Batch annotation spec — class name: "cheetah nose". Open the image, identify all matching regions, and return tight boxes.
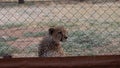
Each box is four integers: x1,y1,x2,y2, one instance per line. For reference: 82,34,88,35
64,36,68,39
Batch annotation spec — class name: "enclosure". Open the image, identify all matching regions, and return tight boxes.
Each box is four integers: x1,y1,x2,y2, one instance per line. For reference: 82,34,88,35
0,0,120,58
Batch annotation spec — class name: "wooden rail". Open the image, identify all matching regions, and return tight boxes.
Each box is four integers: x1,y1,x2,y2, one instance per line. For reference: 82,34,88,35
0,55,120,68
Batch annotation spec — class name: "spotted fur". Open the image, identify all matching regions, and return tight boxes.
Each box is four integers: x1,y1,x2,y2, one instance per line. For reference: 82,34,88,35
38,26,68,57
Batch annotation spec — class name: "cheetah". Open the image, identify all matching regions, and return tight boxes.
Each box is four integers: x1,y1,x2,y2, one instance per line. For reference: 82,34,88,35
38,26,68,57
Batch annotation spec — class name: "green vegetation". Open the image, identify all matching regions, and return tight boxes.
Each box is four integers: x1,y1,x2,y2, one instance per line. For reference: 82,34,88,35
23,31,46,37
0,42,18,56
0,23,24,30
62,30,111,56
0,36,18,42
23,44,38,53
6,36,18,41
37,20,78,28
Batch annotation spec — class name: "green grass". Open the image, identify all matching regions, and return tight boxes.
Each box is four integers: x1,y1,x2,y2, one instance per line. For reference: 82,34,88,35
0,2,18,8
0,36,18,42
23,31,46,37
37,21,65,27
37,20,78,28
23,44,38,53
71,30,110,47
62,30,111,56
21,44,38,56
89,21,120,29
6,36,18,41
0,42,18,56
0,23,25,30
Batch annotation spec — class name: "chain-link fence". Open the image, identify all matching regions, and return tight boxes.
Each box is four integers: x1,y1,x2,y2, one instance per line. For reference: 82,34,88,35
0,0,120,58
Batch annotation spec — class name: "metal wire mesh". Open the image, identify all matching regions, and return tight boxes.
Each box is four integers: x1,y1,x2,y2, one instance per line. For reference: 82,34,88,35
0,0,120,58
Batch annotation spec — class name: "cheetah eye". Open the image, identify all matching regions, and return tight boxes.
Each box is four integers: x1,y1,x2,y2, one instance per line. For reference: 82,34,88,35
58,31,62,34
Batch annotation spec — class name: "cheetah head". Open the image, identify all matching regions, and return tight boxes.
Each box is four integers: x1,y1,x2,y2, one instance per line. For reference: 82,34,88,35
49,26,68,42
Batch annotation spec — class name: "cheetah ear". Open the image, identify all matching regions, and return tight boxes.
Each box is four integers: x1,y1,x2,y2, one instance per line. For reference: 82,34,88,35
49,28,55,35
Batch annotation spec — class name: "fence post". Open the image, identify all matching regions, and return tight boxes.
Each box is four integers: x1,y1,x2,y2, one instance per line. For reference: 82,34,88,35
18,0,24,4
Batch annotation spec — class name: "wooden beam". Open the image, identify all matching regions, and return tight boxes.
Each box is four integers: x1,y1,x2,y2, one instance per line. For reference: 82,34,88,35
0,55,120,68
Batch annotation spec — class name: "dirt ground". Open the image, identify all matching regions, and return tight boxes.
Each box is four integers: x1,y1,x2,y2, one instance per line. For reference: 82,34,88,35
1,27,46,47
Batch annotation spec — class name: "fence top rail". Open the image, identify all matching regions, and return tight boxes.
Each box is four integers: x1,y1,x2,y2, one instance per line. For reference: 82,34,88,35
0,55,120,68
